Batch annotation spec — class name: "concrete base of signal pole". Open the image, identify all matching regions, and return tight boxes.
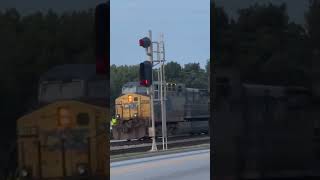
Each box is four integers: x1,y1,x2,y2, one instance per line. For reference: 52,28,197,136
148,127,157,152
150,137,157,152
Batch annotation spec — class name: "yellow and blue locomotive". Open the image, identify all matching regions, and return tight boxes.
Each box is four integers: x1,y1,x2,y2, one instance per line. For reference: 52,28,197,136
112,81,209,140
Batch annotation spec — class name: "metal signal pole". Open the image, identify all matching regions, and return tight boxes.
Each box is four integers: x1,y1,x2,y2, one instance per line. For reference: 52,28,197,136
148,30,157,152
160,33,168,150
141,30,168,151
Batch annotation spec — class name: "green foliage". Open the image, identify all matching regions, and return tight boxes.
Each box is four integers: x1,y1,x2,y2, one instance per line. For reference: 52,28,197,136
164,61,182,82
110,62,209,114
214,2,313,86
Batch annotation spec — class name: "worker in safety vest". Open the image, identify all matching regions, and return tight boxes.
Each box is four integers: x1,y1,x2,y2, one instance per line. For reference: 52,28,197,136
111,116,117,126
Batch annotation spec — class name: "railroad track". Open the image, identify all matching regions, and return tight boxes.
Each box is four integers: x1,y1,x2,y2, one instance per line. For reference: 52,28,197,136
110,134,208,147
110,135,210,155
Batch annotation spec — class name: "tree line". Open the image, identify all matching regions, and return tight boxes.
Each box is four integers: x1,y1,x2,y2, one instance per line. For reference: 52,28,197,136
0,8,95,177
1,0,320,175
213,0,320,86
110,61,209,114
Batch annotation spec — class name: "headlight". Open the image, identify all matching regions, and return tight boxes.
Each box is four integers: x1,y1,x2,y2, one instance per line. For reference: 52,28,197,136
134,113,138,117
20,169,28,177
116,114,120,118
77,165,87,175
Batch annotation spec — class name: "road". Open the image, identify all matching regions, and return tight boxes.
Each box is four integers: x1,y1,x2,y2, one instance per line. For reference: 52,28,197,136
110,149,210,180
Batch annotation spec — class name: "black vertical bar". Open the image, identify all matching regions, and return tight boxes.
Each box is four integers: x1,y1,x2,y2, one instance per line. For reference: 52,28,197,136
129,105,131,119
21,142,25,167
238,86,247,176
61,138,66,177
87,137,92,176
193,89,195,103
37,140,42,179
95,3,109,75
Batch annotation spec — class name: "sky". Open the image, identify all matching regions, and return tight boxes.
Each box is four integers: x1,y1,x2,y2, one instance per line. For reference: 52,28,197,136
0,0,308,67
110,0,210,67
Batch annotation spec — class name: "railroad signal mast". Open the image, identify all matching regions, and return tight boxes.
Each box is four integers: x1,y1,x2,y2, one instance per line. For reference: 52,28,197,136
139,30,168,151
95,2,109,75
139,61,152,87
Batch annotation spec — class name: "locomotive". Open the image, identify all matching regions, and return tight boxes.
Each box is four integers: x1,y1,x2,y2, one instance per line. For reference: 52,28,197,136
213,67,320,179
112,81,210,140
16,64,109,180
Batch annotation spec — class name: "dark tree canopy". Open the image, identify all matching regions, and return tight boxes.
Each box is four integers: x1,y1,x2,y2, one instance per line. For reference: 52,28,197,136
0,9,96,176
110,61,209,114
214,2,313,86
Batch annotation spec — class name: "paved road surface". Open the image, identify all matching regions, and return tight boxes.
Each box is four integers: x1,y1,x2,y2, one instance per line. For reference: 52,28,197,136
110,149,210,180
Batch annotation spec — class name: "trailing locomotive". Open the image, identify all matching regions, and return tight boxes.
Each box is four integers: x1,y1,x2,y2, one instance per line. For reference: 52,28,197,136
16,64,109,180
112,81,209,140
213,67,320,179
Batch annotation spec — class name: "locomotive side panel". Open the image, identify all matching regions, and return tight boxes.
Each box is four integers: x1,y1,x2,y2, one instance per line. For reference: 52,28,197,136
213,68,317,179
154,94,186,123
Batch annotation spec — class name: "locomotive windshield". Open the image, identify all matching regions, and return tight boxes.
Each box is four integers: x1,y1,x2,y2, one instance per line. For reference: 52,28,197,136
122,82,148,95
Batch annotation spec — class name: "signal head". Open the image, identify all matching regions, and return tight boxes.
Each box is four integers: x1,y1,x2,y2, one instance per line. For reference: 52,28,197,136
139,61,152,87
139,37,151,48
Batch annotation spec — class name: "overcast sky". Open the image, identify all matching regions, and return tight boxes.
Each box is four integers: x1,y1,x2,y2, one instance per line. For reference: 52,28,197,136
0,0,309,67
0,0,210,67
110,0,210,67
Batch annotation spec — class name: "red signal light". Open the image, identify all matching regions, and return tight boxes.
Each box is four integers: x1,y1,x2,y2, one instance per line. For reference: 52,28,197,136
139,39,144,47
139,61,152,87
139,37,151,48
140,79,149,86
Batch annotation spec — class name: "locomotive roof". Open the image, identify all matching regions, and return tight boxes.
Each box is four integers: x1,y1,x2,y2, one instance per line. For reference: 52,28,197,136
123,81,141,87
242,83,309,97
18,100,107,123
40,64,106,82
38,98,108,108
123,81,185,86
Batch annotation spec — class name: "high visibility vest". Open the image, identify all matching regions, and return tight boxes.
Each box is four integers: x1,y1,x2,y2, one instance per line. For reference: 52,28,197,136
111,118,117,126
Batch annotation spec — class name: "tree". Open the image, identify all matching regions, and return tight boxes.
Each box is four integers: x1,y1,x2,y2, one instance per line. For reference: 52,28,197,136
305,0,320,82
164,61,182,82
214,6,235,67
0,9,97,177
306,0,320,50
182,63,208,89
